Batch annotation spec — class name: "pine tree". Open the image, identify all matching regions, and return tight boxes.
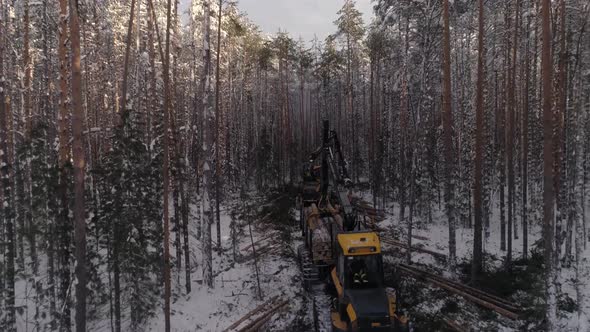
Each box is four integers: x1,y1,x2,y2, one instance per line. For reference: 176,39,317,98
69,0,88,329
201,0,215,289
442,0,456,273
541,0,557,329
0,10,16,330
472,0,485,282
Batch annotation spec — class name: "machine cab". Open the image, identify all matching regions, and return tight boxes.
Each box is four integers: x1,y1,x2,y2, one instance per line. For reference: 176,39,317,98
336,232,384,290
330,232,409,332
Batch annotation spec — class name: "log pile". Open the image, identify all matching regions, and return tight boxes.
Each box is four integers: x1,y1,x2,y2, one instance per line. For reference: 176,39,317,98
397,264,521,320
305,204,332,263
380,235,447,261
224,296,289,332
351,197,386,222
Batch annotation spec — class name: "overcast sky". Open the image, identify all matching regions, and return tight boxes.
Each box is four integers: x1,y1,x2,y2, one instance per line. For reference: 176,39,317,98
181,0,375,44
237,0,374,43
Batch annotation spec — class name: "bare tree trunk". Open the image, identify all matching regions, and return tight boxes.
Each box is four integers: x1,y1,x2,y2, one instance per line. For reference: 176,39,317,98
0,9,16,330
522,4,531,260
120,0,137,116
442,0,456,273
214,0,223,253
69,0,87,329
57,0,72,329
555,0,569,268
23,0,32,138
506,0,520,267
472,0,485,282
202,0,214,289
163,0,174,329
181,181,191,293
541,0,557,329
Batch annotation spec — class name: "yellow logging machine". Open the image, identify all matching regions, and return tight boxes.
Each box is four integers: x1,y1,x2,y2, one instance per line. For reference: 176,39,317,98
298,121,409,332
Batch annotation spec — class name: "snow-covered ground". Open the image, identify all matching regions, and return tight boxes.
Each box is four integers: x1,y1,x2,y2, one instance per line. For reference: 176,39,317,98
376,197,590,331
11,190,589,331
145,191,310,332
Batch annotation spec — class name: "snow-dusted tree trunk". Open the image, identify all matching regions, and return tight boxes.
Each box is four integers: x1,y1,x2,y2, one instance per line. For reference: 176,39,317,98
69,0,87,329
442,0,456,273
574,75,589,332
58,0,72,329
119,0,137,116
0,9,16,330
522,2,531,260
541,0,557,329
506,0,520,266
163,0,174,329
214,0,223,254
201,0,214,289
23,0,32,138
472,0,485,282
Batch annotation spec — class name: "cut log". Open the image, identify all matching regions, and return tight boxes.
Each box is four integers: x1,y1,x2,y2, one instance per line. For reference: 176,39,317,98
381,237,447,261
223,296,279,331
398,265,520,320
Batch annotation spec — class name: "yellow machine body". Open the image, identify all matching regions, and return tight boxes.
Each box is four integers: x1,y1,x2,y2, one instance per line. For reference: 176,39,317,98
337,232,381,256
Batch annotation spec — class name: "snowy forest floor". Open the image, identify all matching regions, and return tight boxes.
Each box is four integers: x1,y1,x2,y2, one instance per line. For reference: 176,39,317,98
145,186,314,332
13,187,589,331
143,187,589,331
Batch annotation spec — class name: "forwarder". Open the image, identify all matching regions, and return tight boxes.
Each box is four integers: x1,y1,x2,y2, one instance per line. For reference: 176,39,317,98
298,121,409,332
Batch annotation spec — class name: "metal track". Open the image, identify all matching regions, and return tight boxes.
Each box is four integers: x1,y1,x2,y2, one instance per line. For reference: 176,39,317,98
298,244,333,332
298,244,321,289
310,284,332,332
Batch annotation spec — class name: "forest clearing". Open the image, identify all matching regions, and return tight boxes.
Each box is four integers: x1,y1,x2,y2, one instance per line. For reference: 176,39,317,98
0,0,589,331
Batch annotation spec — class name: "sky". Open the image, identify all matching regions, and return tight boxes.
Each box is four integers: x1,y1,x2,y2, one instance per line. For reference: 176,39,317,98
236,0,374,43
180,0,375,44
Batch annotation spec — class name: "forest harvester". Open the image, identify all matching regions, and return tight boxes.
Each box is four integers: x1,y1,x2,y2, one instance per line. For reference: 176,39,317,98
297,121,409,332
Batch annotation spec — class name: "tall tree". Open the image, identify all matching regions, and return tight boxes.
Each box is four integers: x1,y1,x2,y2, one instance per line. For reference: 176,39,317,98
214,0,223,253
442,0,456,273
472,0,485,282
0,4,16,329
202,0,215,289
23,0,32,138
506,0,520,266
522,0,531,260
120,0,137,116
58,0,72,329
69,0,87,330
163,0,174,329
335,0,364,181
541,0,557,329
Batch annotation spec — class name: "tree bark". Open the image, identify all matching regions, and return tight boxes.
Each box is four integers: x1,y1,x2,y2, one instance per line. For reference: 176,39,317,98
522,5,531,260
442,0,456,273
506,0,520,266
69,0,87,330
57,0,72,329
202,0,215,289
541,0,557,329
0,9,16,331
472,0,485,282
163,0,174,329
120,0,137,117
214,0,223,253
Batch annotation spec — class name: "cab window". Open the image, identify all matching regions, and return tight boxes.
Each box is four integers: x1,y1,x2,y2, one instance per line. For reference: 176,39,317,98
345,255,384,289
